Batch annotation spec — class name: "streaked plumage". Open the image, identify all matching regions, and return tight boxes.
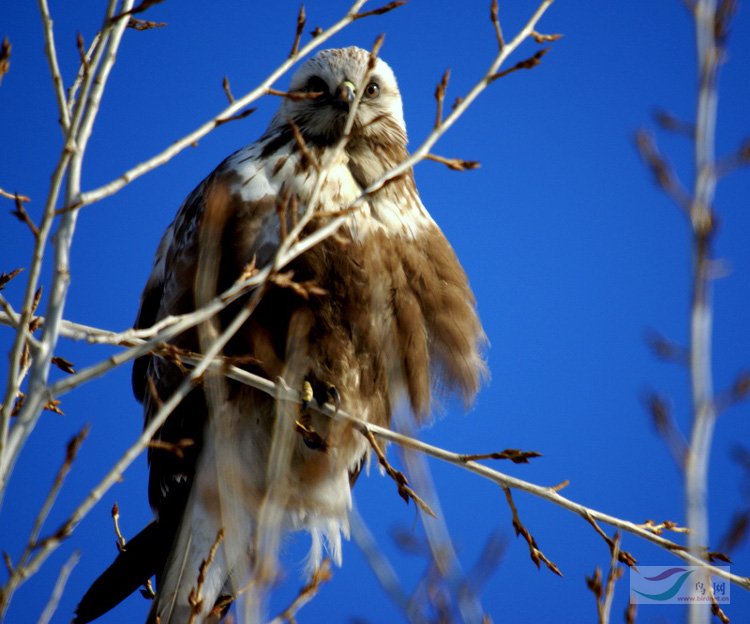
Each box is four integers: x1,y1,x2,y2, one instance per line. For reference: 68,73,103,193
76,46,485,623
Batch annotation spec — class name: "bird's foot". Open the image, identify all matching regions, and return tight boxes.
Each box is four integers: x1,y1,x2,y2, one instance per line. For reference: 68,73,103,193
295,380,328,452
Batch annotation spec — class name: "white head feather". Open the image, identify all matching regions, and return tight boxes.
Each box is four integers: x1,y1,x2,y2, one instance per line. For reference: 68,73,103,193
270,46,406,144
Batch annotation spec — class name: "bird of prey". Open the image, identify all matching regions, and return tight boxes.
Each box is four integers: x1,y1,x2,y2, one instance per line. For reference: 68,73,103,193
75,46,486,623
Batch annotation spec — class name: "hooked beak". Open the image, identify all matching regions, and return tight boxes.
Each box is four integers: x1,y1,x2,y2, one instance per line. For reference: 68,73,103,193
334,80,356,110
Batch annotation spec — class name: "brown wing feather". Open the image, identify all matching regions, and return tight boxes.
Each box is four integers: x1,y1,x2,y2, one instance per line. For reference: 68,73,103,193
401,226,487,405
132,169,279,520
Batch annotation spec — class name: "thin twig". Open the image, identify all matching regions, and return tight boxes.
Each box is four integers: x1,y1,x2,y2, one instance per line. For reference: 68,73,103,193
425,153,480,171
490,48,550,81
586,533,623,624
643,390,688,469
37,0,70,130
362,427,436,517
289,3,306,58
66,33,102,116
11,195,40,238
222,76,235,103
710,579,731,623
0,188,31,202
147,438,195,459
502,485,562,576
213,107,256,128
490,0,504,48
112,502,127,551
637,518,690,536
76,33,90,76
127,17,167,30
635,129,692,214
110,0,166,22
459,449,542,464
531,30,563,43
0,269,23,291
583,511,637,567
187,529,224,623
37,551,79,624
653,108,696,137
434,68,450,129
265,87,323,101
267,559,332,624
351,0,406,21
600,535,622,624
645,329,690,365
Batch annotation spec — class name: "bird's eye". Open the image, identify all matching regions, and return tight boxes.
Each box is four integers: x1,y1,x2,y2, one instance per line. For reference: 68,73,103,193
364,82,380,99
304,76,329,96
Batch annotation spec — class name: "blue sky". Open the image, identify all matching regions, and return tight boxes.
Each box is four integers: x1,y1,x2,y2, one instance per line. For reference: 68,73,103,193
1,1,750,622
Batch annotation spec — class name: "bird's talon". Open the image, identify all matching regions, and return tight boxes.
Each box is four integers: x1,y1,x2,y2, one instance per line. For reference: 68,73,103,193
295,420,328,452
326,384,341,413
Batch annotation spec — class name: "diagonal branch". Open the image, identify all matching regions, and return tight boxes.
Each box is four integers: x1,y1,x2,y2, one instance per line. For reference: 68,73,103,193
37,0,70,131
267,559,333,624
3,308,750,595
37,551,79,624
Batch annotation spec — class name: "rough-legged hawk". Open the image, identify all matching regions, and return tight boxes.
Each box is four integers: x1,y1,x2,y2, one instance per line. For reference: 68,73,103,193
76,46,486,623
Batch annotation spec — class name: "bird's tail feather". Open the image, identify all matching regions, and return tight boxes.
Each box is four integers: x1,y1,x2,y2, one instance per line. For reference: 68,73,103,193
74,521,166,624
151,454,243,623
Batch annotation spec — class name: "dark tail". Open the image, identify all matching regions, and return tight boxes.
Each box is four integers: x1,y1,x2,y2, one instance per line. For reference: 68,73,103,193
74,521,167,623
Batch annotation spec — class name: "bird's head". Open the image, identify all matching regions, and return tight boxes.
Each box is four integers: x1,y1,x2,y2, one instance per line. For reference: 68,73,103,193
277,46,407,147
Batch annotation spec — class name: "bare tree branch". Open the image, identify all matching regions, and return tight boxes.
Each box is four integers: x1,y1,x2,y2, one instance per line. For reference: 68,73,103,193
37,551,79,624
686,2,724,622
4,307,748,595
37,0,69,130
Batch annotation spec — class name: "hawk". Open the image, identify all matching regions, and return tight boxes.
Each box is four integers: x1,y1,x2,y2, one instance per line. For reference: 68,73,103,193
75,46,486,623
